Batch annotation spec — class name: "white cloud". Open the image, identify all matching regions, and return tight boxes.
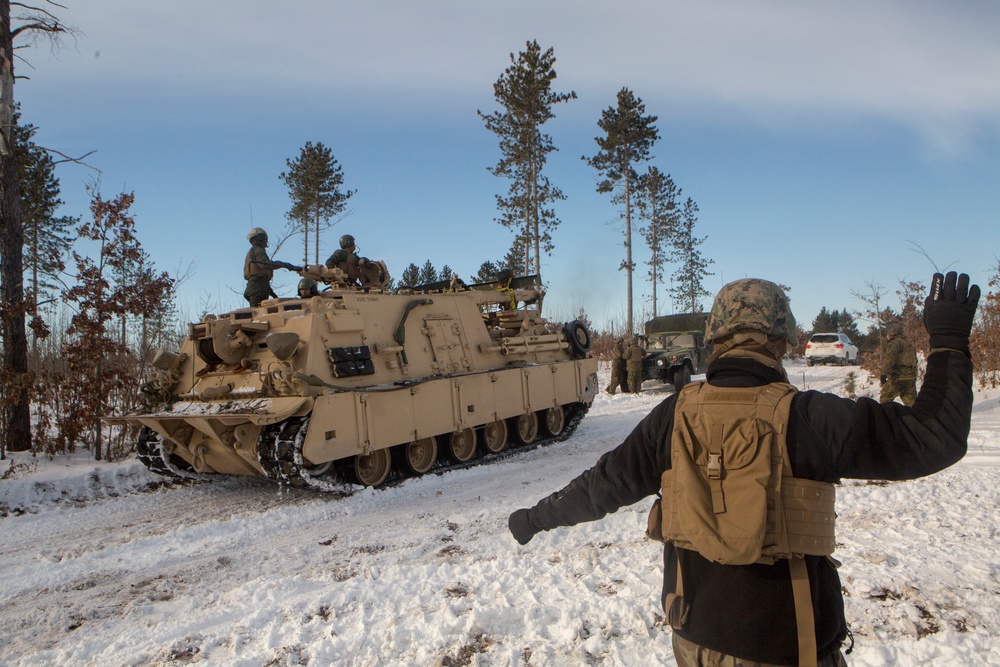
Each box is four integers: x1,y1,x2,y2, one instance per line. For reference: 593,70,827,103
21,1,1000,147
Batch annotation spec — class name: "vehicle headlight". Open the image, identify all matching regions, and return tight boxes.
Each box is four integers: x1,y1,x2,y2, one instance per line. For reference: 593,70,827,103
656,359,665,367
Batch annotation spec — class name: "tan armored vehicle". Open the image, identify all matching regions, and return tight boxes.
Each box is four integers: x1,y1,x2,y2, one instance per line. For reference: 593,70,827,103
109,264,598,492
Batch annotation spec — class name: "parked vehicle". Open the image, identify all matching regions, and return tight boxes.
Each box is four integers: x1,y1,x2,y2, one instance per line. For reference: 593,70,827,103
805,332,859,366
639,313,711,393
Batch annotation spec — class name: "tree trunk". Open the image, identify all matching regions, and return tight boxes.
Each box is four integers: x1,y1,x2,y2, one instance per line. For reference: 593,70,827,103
0,1,32,453
313,210,320,266
531,150,540,281
625,175,633,338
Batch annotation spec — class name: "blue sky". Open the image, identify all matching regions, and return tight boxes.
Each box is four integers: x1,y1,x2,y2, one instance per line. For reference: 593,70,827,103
17,0,1000,333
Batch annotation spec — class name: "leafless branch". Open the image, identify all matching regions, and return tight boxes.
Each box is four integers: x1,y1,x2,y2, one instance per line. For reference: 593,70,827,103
45,147,101,172
907,240,956,274
11,2,66,24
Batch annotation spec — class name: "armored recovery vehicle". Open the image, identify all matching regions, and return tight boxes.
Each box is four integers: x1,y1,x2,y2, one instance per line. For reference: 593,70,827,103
639,312,711,393
109,264,598,492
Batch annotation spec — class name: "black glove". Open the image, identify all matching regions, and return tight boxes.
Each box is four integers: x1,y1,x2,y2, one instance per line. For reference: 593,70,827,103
508,508,537,545
880,375,887,385
923,271,980,356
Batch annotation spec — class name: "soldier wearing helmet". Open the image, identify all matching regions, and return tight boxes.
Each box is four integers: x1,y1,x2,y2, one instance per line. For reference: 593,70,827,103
243,228,276,307
879,318,918,406
325,234,363,286
297,277,319,299
508,273,980,667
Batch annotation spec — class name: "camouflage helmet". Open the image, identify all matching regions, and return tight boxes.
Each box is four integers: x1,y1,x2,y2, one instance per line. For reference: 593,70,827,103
297,277,319,298
339,234,356,249
246,227,268,242
705,278,797,346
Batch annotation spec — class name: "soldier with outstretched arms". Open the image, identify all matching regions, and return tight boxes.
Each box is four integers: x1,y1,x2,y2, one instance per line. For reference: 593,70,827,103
508,272,979,667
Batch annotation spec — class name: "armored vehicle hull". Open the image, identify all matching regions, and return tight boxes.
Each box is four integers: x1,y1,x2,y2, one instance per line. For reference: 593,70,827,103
110,268,597,492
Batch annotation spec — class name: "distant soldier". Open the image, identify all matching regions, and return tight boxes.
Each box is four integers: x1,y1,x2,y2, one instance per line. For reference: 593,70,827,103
297,277,319,299
880,321,918,406
243,228,276,307
606,338,628,395
626,338,646,394
325,234,362,285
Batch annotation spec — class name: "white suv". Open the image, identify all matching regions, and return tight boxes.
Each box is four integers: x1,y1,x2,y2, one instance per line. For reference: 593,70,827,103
805,333,859,366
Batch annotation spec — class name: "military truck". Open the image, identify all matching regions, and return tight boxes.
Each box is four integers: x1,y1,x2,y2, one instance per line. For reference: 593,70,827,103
639,312,711,393
108,264,598,493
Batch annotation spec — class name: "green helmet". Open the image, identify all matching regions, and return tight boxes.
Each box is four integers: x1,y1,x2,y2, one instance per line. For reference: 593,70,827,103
705,278,797,346
297,278,318,298
339,234,355,249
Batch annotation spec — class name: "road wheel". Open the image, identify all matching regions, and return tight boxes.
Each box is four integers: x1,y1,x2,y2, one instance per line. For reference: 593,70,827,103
673,364,692,394
807,359,814,367
512,412,539,445
446,428,477,463
353,449,391,487
481,420,508,454
397,437,437,475
543,406,566,437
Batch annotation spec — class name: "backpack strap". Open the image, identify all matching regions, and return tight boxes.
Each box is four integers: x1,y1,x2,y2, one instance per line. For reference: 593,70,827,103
789,557,818,667
664,557,690,628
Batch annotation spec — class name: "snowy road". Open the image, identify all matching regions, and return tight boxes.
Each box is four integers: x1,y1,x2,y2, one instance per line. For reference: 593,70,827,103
1,362,998,666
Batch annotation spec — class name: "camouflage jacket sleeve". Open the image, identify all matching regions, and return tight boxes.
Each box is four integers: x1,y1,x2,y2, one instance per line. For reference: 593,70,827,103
790,349,973,481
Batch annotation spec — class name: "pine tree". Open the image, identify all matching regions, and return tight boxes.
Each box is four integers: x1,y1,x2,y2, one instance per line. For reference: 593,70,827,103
480,40,575,280
811,307,838,333
279,141,354,266
583,88,659,335
668,198,713,313
13,112,76,367
636,167,680,318
470,261,500,284
418,260,438,285
440,265,454,281
836,310,862,342
400,263,420,287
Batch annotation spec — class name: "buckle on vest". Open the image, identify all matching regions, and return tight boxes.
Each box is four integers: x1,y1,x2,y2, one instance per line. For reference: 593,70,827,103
707,452,722,479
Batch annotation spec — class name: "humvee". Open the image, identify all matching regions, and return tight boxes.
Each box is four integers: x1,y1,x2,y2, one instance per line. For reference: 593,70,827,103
639,312,711,393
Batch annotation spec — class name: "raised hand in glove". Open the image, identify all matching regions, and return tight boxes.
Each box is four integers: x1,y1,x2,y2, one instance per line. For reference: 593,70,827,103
508,508,537,545
924,271,980,356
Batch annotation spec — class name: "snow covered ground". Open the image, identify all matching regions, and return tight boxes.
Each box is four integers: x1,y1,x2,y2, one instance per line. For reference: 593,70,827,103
1,361,998,666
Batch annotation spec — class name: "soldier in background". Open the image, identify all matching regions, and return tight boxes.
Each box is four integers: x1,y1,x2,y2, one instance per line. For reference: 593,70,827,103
298,277,319,299
626,337,646,393
326,234,362,285
605,337,627,395
880,320,918,406
243,228,275,307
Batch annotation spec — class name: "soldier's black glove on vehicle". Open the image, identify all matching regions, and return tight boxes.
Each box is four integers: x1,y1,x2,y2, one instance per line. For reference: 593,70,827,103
924,272,980,356
508,509,537,545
